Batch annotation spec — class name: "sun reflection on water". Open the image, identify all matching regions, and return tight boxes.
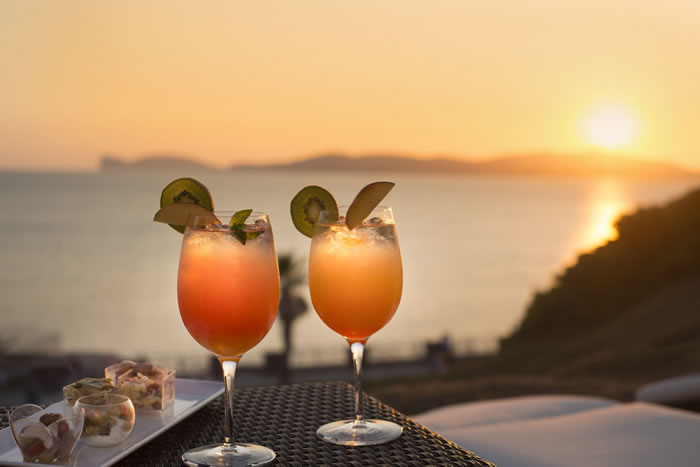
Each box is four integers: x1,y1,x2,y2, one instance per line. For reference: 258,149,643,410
581,179,631,250
589,203,622,244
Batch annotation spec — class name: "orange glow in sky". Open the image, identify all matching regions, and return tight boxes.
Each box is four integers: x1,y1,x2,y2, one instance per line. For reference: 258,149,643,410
1,1,699,171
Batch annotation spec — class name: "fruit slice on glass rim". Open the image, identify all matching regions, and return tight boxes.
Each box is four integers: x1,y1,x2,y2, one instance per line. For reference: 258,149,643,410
153,203,220,228
158,178,215,233
290,185,338,238
345,181,395,230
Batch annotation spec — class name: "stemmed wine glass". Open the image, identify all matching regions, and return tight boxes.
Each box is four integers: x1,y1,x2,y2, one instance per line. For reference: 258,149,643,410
177,212,280,466
308,206,403,445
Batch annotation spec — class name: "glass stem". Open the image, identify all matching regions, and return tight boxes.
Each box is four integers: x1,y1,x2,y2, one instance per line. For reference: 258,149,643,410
220,358,239,447
350,341,366,424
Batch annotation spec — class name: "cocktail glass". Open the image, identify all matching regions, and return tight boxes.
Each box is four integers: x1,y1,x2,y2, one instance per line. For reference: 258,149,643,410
309,205,403,445
177,212,280,466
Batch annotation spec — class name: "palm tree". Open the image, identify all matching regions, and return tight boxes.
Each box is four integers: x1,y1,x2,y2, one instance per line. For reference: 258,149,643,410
277,252,308,383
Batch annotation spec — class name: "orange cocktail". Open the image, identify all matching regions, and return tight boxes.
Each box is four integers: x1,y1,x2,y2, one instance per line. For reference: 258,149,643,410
308,205,404,446
177,214,279,358
309,219,402,342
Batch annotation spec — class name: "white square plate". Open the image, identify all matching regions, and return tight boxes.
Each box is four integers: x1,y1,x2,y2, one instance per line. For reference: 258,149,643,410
0,378,224,466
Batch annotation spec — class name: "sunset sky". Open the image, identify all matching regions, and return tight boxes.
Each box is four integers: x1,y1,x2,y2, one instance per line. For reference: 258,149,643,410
1,0,699,171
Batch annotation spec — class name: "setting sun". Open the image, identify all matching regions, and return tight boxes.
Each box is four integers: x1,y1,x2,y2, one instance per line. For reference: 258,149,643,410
583,105,640,151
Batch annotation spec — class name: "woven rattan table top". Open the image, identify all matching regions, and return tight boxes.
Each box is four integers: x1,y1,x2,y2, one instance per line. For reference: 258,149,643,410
2,381,494,466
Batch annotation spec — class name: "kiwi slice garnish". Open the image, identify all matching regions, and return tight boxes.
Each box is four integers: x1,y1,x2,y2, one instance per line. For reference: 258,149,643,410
345,181,395,230
290,185,339,238
158,178,214,233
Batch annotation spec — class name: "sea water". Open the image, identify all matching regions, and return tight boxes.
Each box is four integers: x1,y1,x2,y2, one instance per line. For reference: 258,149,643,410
0,170,697,367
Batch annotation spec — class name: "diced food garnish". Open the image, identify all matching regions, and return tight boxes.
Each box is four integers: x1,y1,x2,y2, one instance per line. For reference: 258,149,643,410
39,413,62,426
105,360,176,411
62,377,114,406
18,425,55,462
84,406,134,436
50,418,79,459
75,394,135,448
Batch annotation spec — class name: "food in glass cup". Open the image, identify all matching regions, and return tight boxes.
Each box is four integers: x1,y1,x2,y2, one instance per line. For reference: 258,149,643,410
74,393,135,448
10,404,84,462
105,360,176,411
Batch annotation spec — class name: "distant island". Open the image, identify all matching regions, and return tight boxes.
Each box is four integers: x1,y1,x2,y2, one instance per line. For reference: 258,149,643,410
101,155,217,172
234,153,697,178
101,153,698,178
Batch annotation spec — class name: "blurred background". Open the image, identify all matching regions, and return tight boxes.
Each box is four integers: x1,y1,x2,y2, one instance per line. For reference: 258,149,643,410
1,1,699,413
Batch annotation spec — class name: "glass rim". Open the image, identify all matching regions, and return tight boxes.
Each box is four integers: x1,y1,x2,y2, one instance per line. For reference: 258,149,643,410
315,205,394,228
74,393,132,407
319,205,392,213
184,211,271,232
9,404,44,421
187,211,269,222
194,211,269,217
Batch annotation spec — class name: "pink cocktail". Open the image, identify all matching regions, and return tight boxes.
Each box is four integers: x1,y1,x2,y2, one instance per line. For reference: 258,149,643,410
177,212,279,466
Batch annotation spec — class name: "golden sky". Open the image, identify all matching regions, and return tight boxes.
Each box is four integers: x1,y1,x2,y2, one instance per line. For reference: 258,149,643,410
1,0,699,171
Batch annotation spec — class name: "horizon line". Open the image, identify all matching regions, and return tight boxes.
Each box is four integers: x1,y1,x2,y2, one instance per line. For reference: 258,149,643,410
2,150,700,173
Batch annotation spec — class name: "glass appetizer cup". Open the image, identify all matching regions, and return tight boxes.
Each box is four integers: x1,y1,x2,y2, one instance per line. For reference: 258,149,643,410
74,394,135,447
10,403,84,463
105,361,176,412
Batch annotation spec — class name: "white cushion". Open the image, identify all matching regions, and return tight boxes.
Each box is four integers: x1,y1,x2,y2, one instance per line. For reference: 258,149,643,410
636,374,700,404
421,402,700,467
413,394,617,430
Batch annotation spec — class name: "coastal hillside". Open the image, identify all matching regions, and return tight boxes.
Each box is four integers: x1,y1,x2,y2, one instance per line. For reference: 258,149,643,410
492,184,700,385
101,155,216,171
372,185,700,413
503,186,700,348
372,274,700,414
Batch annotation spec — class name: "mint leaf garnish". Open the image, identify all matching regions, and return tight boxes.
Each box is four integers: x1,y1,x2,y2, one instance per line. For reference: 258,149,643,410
230,209,253,227
233,228,248,245
230,209,254,245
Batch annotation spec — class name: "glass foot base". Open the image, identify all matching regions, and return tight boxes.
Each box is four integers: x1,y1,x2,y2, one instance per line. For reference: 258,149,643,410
182,443,275,467
316,419,403,446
